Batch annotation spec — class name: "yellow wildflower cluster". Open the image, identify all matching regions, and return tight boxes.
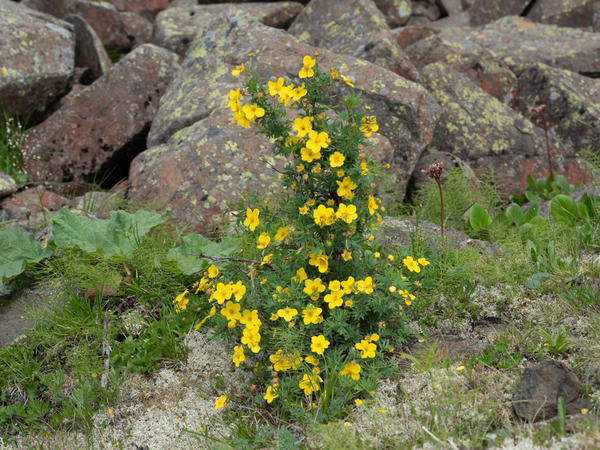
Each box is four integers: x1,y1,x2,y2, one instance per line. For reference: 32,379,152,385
227,89,264,128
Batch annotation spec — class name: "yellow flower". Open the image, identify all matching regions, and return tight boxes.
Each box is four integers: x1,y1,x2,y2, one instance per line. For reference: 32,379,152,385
264,385,278,404
242,104,265,121
173,289,189,313
359,115,379,137
313,205,336,227
221,301,242,325
299,205,309,215
341,276,355,294
256,232,271,249
355,339,377,358
374,252,380,258
277,307,298,322
306,130,329,152
231,281,246,301
341,250,352,261
227,89,240,112
355,276,374,294
309,251,329,273
387,254,394,262
244,208,260,231
294,117,313,138
233,109,250,128
336,169,345,177
360,161,369,176
340,74,354,87
328,280,341,292
403,256,421,273
274,226,290,241
212,282,233,304
345,299,353,307
239,309,260,327
324,290,344,309
330,69,339,79
268,77,285,97
311,335,330,355
300,146,321,163
457,366,465,371
366,333,379,341
312,163,322,174
270,350,301,371
303,278,326,300
389,286,397,293
329,151,345,168
291,83,307,102
207,265,219,279
299,55,316,78
292,267,308,283
232,345,245,367
368,195,379,215
354,398,363,406
418,257,430,267
231,63,244,76
194,305,216,330
336,176,357,199
296,163,304,172
340,362,361,381
306,198,316,206
214,395,227,410
336,203,358,224
302,307,322,325
299,373,322,395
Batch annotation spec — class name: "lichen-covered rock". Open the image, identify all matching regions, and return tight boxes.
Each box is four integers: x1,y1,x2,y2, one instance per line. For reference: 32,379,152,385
22,44,180,185
512,62,600,155
0,172,18,199
288,0,418,80
22,0,152,51
148,12,440,200
526,0,595,28
96,0,170,19
468,0,530,26
435,0,465,16
65,14,111,82
0,186,69,229
0,1,74,117
406,35,517,103
373,0,411,27
394,24,439,49
152,2,305,56
420,62,583,193
437,16,600,74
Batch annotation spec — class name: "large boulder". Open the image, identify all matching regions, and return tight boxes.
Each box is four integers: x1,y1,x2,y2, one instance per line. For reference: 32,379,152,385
22,0,152,51
0,1,75,117
419,62,583,193
148,13,440,194
288,0,418,80
152,2,305,56
468,0,531,26
22,44,179,186
65,14,112,83
512,62,600,156
372,0,411,27
94,0,170,19
526,0,595,29
436,16,600,75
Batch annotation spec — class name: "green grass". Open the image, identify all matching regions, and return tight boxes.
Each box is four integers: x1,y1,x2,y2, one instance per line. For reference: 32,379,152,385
0,108,27,186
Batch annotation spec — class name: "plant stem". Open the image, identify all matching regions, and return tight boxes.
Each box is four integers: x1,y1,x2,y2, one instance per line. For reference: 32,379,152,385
436,179,445,246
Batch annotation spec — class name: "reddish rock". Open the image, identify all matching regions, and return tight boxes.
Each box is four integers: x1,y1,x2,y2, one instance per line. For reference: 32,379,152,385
152,2,305,56
22,44,180,185
0,1,74,117
0,186,69,228
22,0,152,51
65,14,112,82
512,62,600,157
394,24,439,48
420,62,580,193
95,0,170,19
406,35,517,103
436,16,600,75
526,0,594,29
288,0,418,80
468,0,530,26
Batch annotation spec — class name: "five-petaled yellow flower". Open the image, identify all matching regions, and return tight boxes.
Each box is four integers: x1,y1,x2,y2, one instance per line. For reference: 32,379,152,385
299,373,322,395
311,335,330,355
340,362,361,381
302,307,323,325
231,64,244,76
336,203,358,224
329,151,345,168
294,117,312,138
274,226,290,241
403,256,421,273
232,345,245,367
342,250,352,261
207,265,219,279
264,385,278,403
244,208,260,231
309,251,329,273
299,55,316,78
256,232,271,249
214,395,227,410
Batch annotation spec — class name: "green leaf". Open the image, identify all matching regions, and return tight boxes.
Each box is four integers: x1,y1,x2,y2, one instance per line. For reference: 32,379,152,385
554,175,573,194
167,233,239,275
577,193,596,219
524,272,550,289
550,194,577,226
505,203,524,226
469,203,491,231
0,227,52,289
522,202,539,224
52,208,165,258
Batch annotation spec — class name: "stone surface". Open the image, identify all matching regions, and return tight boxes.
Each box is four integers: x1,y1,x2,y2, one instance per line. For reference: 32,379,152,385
513,360,583,422
0,1,75,117
435,0,464,15
512,62,600,155
437,16,600,75
152,2,305,56
394,24,439,48
408,334,488,362
96,0,170,19
22,44,180,185
0,172,18,198
526,0,594,28
0,186,69,228
419,62,584,193
22,0,152,51
373,0,412,27
148,12,440,200
468,0,530,26
288,0,418,80
406,35,517,103
65,14,112,82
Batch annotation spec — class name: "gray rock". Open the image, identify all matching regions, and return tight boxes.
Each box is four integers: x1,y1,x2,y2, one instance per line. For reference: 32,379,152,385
526,0,595,29
513,360,584,422
65,14,112,82
468,0,530,26
0,172,18,198
0,1,75,117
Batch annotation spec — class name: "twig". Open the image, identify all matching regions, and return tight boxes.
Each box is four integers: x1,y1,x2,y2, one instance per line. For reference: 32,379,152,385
100,314,112,389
